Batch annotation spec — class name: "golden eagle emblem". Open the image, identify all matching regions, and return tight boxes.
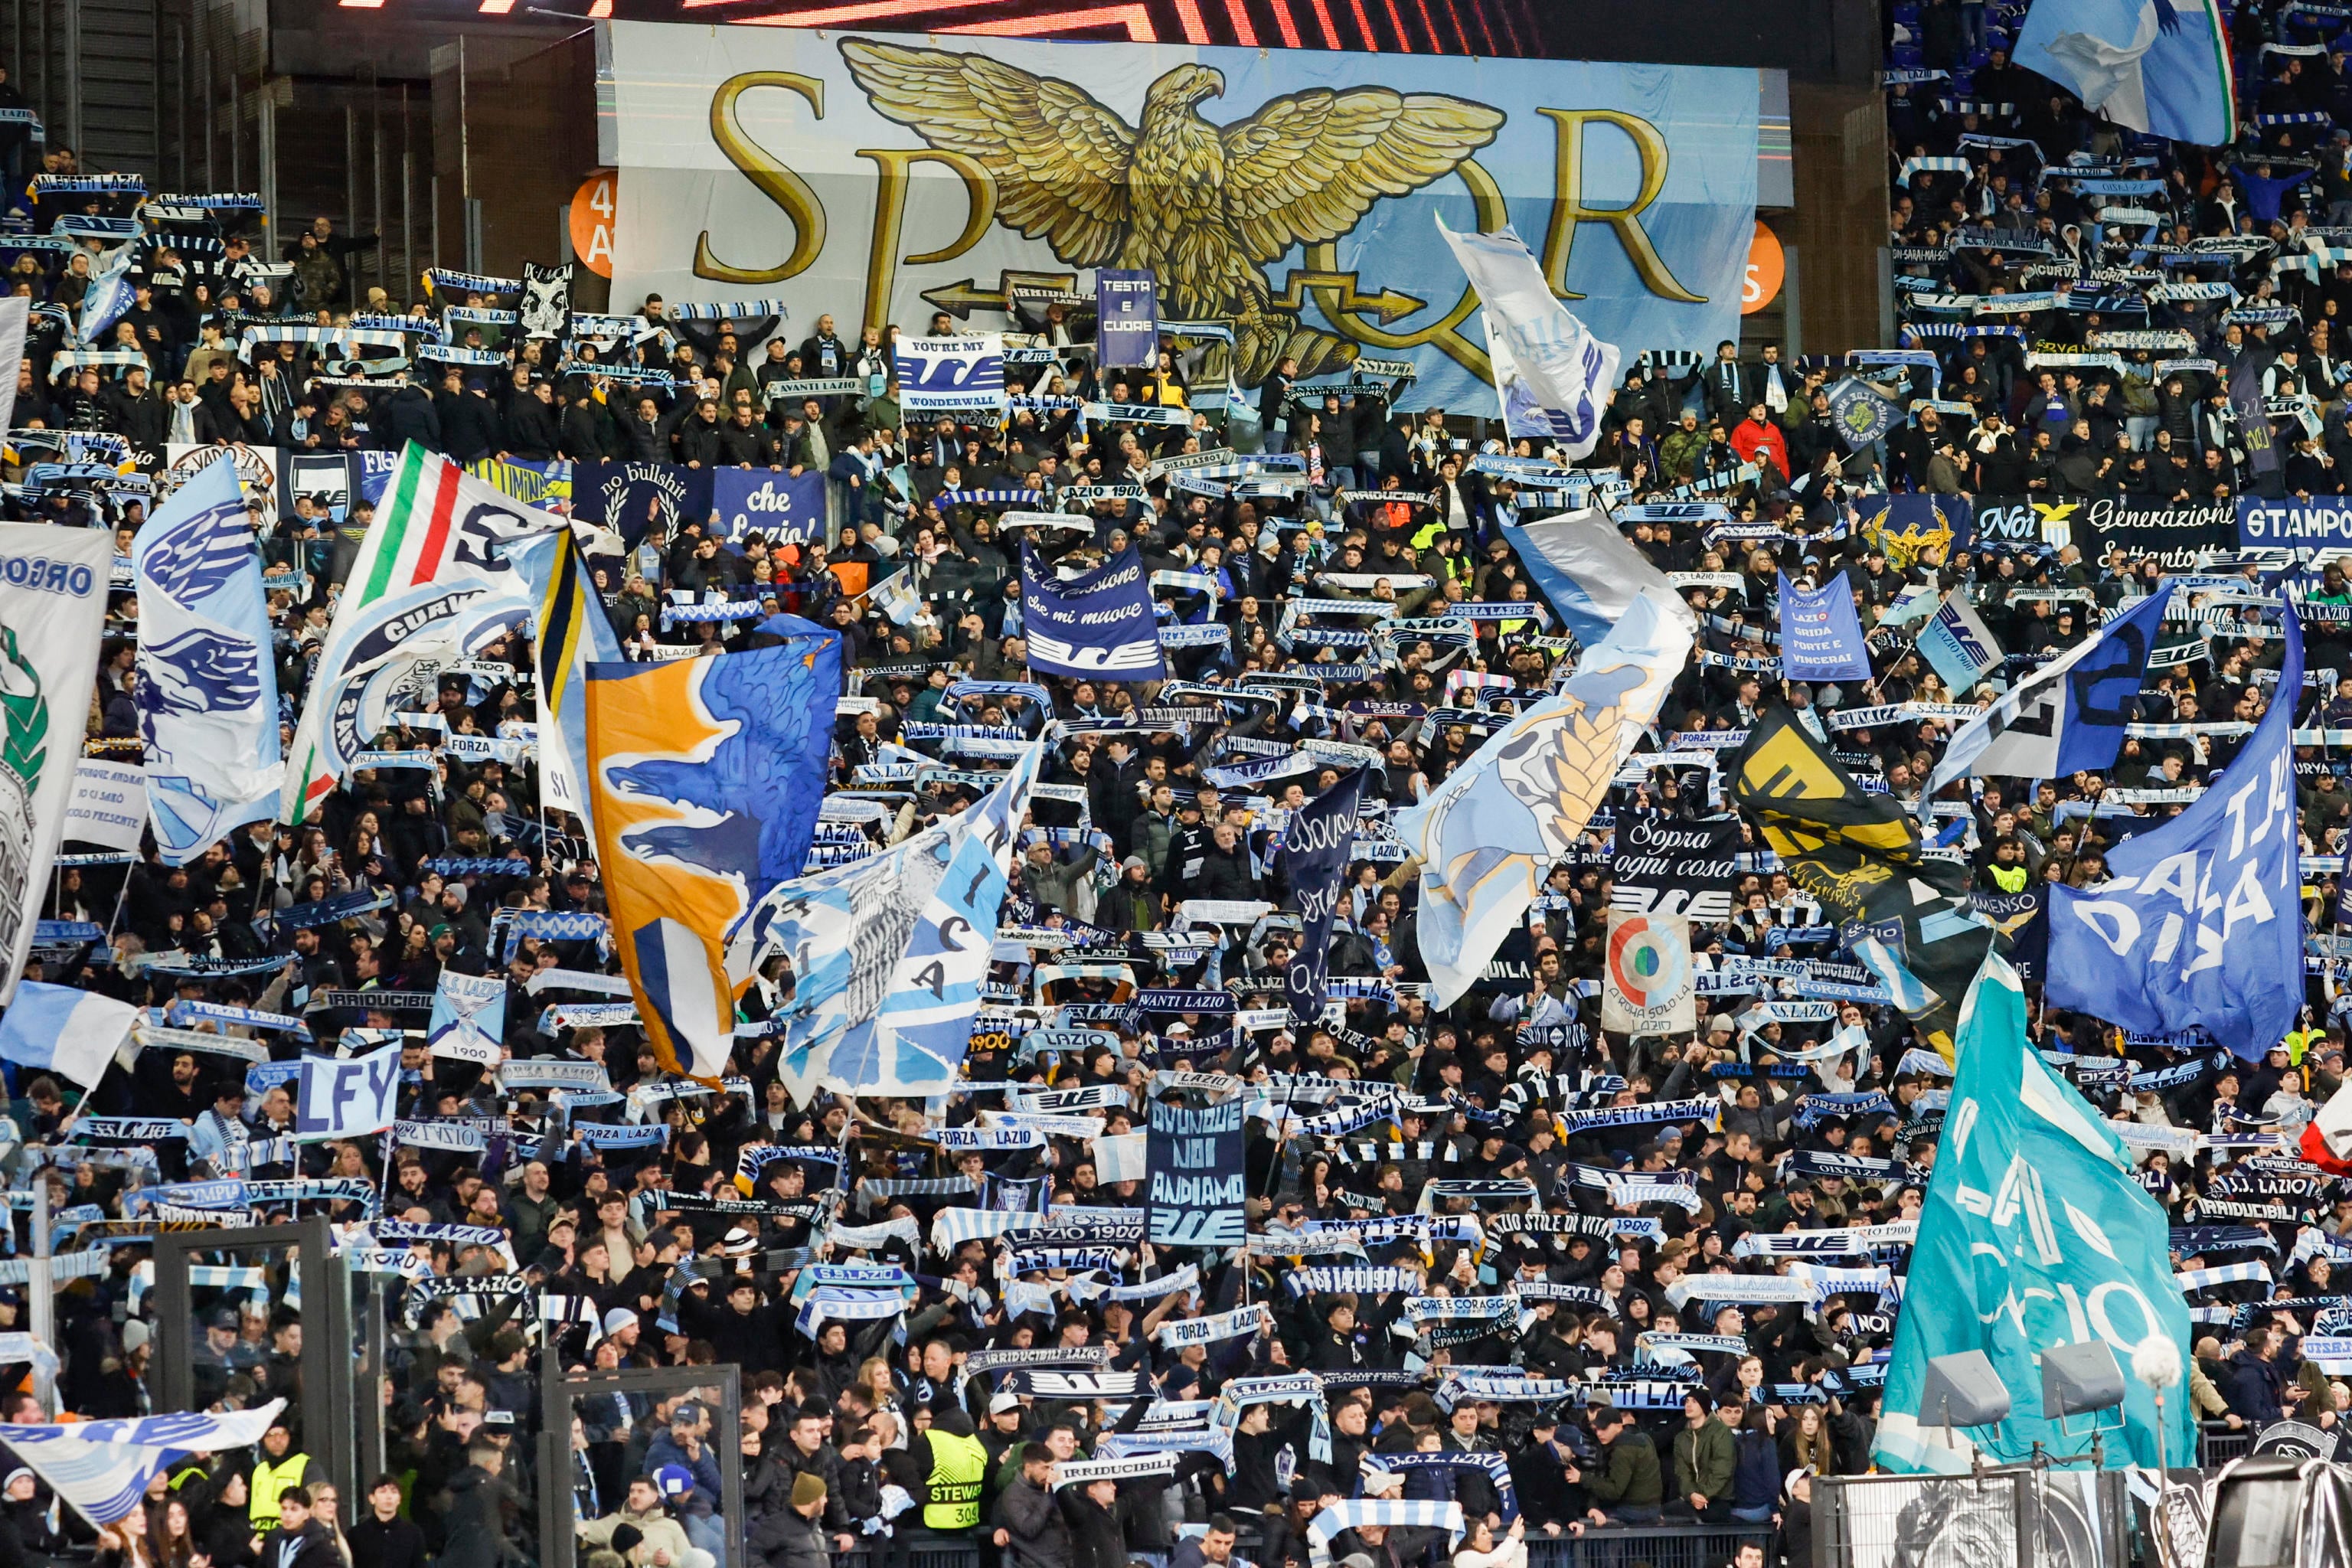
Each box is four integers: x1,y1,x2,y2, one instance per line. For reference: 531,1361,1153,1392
840,40,1504,386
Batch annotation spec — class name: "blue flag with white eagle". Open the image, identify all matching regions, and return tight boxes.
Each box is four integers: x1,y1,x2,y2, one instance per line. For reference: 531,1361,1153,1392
2045,603,2304,1058
2016,0,2236,147
132,454,283,863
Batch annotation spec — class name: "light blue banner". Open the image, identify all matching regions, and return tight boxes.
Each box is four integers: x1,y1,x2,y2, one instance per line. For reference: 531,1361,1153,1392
604,24,1762,416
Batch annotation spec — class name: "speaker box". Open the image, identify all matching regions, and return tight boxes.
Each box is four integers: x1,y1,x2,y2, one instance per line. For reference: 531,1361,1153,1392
2042,1340,2126,1420
1917,1349,2013,1428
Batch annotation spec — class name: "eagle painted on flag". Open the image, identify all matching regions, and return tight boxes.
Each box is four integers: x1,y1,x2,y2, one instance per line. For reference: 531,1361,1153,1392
840,40,1503,386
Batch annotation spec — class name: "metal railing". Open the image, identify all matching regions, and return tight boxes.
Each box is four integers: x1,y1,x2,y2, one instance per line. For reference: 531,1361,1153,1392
829,1525,1779,1568
1816,1465,2131,1568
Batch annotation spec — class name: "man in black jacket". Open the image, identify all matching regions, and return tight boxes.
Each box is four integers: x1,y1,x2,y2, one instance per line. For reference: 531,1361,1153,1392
433,371,499,462
349,1476,426,1568
378,378,441,453
1059,1475,1127,1568
995,1444,1073,1568
1259,356,1297,452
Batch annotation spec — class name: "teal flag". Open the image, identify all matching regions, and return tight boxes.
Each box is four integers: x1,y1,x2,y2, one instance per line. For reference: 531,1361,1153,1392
1875,953,2194,1473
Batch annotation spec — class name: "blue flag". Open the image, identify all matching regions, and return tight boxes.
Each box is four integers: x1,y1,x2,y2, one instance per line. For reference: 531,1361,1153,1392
1779,572,1873,683
2046,605,2304,1058
133,454,283,862
1876,954,2194,1474
1926,583,2174,792
1282,767,1370,1027
1501,508,1686,648
1827,377,1902,450
1020,545,1168,681
2016,0,2236,148
1096,269,1159,368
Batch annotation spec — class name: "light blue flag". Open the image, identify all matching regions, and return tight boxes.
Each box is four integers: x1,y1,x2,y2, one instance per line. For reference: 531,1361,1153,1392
1876,953,2194,1475
77,238,142,347
1779,572,1873,683
0,981,136,1088
132,454,283,863
1436,219,1621,458
1395,590,1693,1006
1,1398,288,1524
1500,509,1687,647
732,745,1042,1104
428,970,507,1063
2046,604,2305,1059
2016,0,2236,148
504,527,625,842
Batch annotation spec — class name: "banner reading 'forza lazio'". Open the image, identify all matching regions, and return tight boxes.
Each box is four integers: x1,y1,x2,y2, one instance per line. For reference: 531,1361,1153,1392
600,21,1761,413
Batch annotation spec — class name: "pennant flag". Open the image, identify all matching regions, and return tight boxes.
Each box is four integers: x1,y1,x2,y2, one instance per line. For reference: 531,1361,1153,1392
1876,956,2192,1475
1779,572,1873,684
1396,589,1692,1007
1019,546,1168,681
1914,591,2005,695
2047,606,2305,1059
1827,377,1903,450
1283,767,1370,1027
0,1398,286,1524
821,746,1041,1097
504,525,625,840
1499,509,1691,648
429,970,508,1064
1730,708,1994,1058
585,620,842,1080
1437,218,1620,458
282,444,554,825
1096,268,1159,368
132,454,283,863
2015,0,2236,146
295,1041,403,1142
1601,912,1697,1035
0,524,111,1002
0,982,136,1088
1926,583,2174,792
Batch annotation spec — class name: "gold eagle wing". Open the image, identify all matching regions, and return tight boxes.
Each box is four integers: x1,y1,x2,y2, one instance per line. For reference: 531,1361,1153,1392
839,39,1138,266
1217,88,1504,265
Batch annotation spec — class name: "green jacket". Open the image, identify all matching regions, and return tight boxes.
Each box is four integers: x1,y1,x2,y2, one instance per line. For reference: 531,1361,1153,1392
1586,1430,1664,1508
1673,1418,1736,1503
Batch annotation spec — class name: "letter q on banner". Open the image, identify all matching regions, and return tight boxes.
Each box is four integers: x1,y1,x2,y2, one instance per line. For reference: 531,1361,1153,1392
295,1041,403,1142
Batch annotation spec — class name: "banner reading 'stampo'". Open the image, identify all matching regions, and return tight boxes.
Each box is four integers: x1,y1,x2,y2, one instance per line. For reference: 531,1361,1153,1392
1146,1096,1246,1247
603,22,1761,416
2239,495,2352,551
1609,815,1742,921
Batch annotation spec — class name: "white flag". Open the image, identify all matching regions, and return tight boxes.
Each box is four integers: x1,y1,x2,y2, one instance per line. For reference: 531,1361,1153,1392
1438,217,1622,459
295,1041,403,1142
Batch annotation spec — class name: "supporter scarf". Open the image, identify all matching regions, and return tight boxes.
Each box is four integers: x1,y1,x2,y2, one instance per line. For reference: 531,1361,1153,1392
2177,1262,2274,1293
2177,1225,2278,1256
1004,1245,1122,1276
1635,1333,1749,1364
858,1177,980,1210
1607,1178,1704,1214
1067,1264,1198,1304
1485,1212,1651,1242
1306,1502,1464,1567
72,1119,188,1144
1155,1305,1265,1348
1556,1097,1718,1134
1002,1212,1147,1247
795,1285,907,1338
1283,1266,1419,1297
822,1217,921,1253
1361,1451,1520,1520
1664,1275,1819,1307
166,1000,309,1038
964,1345,1116,1375
997,1368,1146,1400
1054,1455,1178,1487
1416,1179,1537,1210
1096,1424,1235,1469
1403,1294,1515,1323
1511,1282,1612,1305
1779,1150,1926,1187
1733,1223,1916,1256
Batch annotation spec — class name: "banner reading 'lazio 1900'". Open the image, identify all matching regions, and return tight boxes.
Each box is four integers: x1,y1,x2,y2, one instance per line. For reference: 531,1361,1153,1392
600,21,1761,415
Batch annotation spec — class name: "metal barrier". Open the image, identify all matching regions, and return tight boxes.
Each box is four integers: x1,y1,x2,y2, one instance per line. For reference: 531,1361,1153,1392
831,1528,1772,1568
1816,1465,2131,1568
2197,1424,2255,1469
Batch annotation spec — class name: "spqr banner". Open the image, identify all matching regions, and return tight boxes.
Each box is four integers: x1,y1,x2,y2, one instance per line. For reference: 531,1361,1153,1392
603,24,1759,416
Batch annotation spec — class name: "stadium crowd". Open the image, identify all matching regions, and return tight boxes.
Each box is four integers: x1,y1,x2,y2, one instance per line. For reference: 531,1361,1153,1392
12,5,2352,1568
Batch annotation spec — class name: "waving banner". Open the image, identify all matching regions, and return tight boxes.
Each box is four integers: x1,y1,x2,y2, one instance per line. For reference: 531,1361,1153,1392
1877,956,2192,1475
1282,767,1370,1027
2047,606,2305,1060
1021,545,1168,681
586,616,843,1079
134,455,283,862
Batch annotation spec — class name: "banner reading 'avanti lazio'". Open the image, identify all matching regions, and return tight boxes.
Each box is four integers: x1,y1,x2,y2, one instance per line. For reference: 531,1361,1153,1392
599,21,1761,413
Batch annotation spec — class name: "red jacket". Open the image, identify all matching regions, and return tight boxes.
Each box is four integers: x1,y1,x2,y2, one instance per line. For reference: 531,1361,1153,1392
1730,416,1789,480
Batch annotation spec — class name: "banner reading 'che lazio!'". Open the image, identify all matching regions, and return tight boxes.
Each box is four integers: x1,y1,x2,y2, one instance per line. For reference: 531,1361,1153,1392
599,21,1761,416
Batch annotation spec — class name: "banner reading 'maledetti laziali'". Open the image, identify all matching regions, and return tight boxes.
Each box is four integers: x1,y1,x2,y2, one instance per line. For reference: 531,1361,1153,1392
599,20,1760,416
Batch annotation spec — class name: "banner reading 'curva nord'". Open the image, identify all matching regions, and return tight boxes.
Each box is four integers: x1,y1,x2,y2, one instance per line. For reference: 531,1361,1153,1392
598,21,1762,414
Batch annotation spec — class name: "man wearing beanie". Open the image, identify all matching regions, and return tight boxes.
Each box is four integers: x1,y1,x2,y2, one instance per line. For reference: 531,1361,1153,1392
768,1472,831,1568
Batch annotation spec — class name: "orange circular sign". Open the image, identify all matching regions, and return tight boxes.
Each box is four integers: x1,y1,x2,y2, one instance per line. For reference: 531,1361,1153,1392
569,169,616,280
1742,221,1785,315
